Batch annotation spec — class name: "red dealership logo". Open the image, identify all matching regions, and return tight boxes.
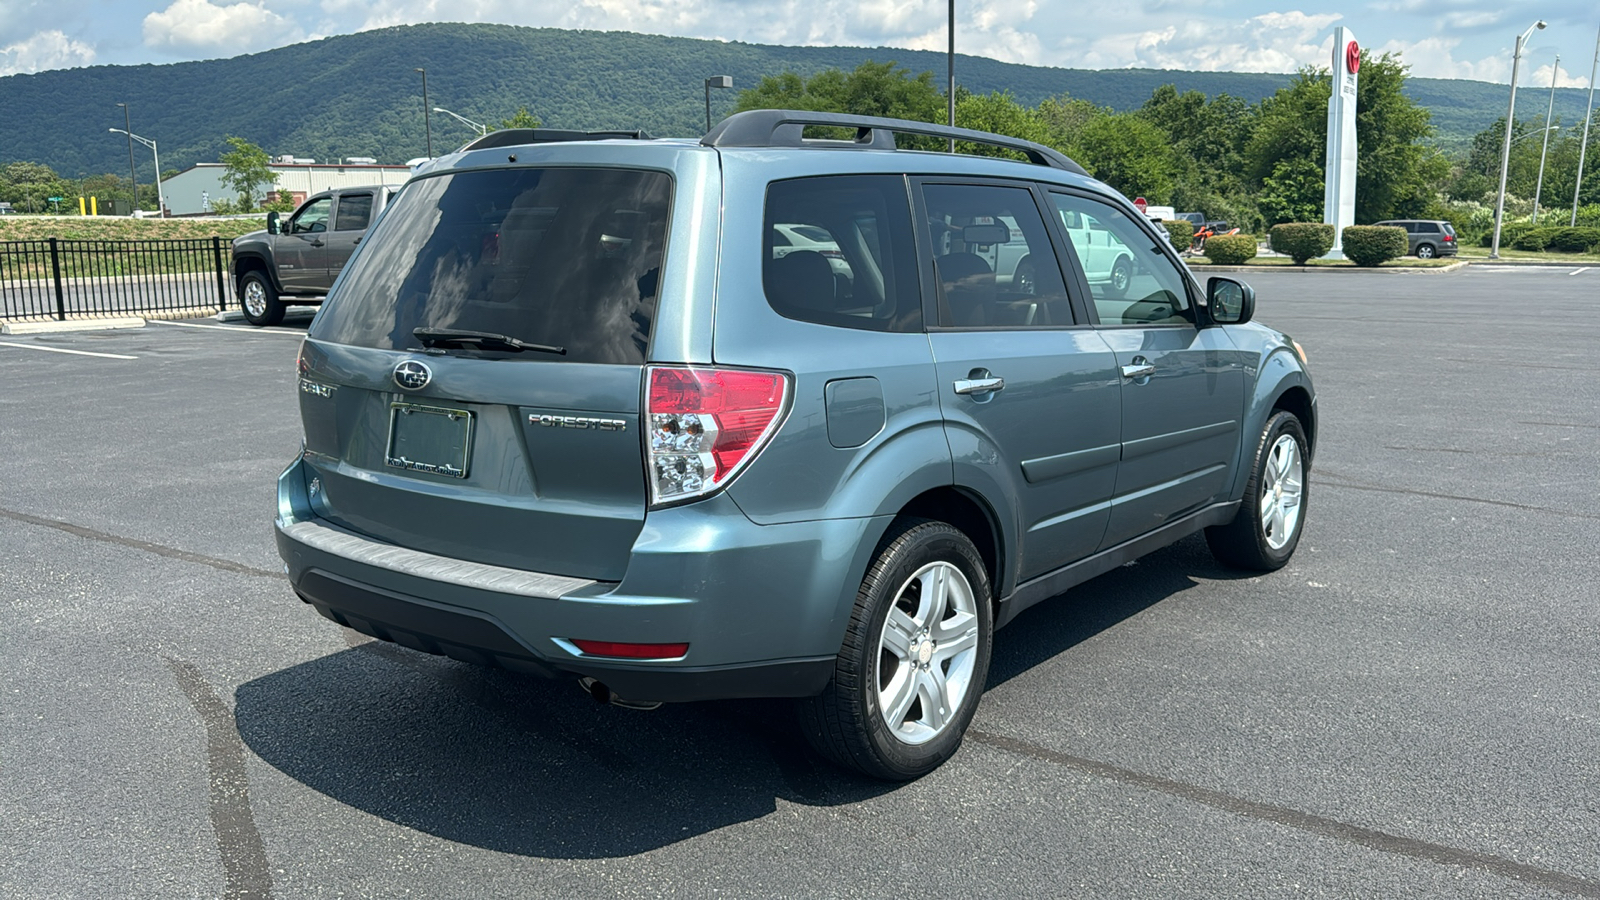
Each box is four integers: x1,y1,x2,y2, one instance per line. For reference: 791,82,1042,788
1346,40,1361,75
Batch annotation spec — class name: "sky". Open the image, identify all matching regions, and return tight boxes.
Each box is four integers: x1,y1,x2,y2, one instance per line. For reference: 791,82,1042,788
3,0,1598,90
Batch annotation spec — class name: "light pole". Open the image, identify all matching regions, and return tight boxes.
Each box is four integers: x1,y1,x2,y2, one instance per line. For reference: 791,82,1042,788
109,128,164,218
704,75,732,132
1492,19,1548,259
948,0,956,151
116,102,138,215
433,107,487,137
1574,22,1600,226
1532,53,1559,223
414,68,433,158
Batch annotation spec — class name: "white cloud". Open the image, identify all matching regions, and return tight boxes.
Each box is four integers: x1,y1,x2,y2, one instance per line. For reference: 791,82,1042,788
1374,36,1508,82
1527,61,1590,90
1077,10,1340,72
143,0,304,55
0,29,95,75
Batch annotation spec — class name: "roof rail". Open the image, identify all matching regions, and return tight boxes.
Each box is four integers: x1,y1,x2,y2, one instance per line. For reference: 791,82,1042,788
701,109,1087,176
461,128,653,152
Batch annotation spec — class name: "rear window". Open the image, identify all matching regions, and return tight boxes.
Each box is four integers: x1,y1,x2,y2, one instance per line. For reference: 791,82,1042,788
314,167,672,365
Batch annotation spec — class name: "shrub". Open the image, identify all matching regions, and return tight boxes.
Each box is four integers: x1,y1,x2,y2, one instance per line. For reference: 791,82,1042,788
1159,219,1194,253
1511,228,1549,251
1342,226,1408,266
1204,233,1257,265
1545,227,1600,253
1269,223,1335,263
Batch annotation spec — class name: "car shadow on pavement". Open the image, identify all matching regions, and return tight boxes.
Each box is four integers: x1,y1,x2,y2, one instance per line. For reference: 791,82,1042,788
235,534,1245,858
986,533,1254,688
234,639,892,859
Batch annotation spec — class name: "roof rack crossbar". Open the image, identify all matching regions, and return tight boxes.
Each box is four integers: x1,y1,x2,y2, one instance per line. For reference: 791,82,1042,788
461,128,653,152
701,109,1087,176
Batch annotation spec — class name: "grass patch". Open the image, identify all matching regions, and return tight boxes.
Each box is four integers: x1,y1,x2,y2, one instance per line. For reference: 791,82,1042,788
0,216,266,243
1456,247,1600,264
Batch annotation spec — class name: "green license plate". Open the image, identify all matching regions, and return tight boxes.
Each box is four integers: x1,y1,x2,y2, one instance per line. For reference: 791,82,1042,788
385,403,474,478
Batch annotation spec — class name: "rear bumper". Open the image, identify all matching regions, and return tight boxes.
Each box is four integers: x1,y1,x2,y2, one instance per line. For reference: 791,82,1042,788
275,456,880,702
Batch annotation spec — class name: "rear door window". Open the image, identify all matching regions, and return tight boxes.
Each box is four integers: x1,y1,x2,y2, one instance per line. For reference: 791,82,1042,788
763,175,922,332
313,167,672,365
334,193,373,231
919,182,1075,328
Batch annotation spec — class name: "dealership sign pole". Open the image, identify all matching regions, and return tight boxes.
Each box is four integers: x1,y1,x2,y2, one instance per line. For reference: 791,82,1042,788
1322,27,1359,259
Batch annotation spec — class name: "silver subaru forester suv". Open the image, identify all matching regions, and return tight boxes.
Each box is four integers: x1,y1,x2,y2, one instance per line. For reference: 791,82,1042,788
276,111,1316,779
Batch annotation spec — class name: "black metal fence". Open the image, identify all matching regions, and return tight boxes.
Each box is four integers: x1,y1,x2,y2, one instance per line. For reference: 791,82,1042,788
0,237,231,321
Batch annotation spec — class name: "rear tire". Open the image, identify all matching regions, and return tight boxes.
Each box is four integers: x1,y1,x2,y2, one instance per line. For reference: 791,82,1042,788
800,519,992,781
240,270,285,327
1206,411,1308,571
1416,243,1436,259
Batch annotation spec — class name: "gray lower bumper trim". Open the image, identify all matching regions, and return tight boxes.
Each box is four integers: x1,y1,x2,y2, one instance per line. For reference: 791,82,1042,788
279,519,597,599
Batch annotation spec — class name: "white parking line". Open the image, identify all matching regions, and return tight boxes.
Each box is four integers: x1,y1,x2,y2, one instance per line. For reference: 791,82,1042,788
1572,268,1591,276
147,320,305,336
0,340,137,360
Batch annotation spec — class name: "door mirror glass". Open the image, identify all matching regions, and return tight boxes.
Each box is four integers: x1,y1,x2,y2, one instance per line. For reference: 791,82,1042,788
1207,277,1255,325
266,211,280,235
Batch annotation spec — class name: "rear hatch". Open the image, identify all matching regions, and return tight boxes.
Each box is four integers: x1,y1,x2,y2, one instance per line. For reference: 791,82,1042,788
296,165,673,581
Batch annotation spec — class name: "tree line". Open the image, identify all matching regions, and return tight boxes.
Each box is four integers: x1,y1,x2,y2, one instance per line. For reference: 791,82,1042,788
734,57,1600,241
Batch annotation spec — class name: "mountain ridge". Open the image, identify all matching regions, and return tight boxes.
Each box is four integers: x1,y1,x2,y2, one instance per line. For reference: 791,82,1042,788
1,23,1592,179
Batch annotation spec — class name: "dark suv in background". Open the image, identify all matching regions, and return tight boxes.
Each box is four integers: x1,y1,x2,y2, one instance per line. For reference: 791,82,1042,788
275,111,1317,779
1373,219,1458,259
232,185,400,325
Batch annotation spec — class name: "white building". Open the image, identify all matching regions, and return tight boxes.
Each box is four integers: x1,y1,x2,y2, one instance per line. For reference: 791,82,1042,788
160,161,412,215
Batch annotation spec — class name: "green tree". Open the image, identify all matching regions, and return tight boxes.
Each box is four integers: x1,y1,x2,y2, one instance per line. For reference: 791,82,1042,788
954,91,1050,159
0,161,72,213
497,106,541,130
734,60,944,124
1245,53,1447,225
219,136,277,209
1070,113,1181,203
1257,157,1325,224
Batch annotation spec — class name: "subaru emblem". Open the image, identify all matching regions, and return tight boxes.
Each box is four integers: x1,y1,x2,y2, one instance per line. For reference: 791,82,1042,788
393,360,432,390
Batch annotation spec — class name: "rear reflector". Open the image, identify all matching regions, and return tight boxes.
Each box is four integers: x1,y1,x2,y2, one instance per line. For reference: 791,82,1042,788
570,640,689,660
646,365,790,506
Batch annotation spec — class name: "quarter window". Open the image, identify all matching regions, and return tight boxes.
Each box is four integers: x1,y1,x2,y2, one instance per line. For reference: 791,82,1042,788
763,175,921,332
1049,193,1192,327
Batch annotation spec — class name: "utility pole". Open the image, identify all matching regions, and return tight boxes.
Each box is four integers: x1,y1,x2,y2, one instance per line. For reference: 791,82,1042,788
1532,54,1559,223
1575,22,1600,226
117,103,137,215
414,68,433,158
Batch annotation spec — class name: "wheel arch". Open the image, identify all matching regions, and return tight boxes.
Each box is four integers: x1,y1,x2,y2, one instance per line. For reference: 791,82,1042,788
232,253,281,293
893,486,1005,621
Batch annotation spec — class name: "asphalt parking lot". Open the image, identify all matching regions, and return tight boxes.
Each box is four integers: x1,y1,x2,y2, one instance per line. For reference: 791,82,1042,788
3,265,1598,898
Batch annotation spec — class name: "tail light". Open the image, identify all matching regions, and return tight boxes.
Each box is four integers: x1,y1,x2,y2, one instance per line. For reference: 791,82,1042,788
646,366,790,506
568,639,689,660
1443,234,1455,242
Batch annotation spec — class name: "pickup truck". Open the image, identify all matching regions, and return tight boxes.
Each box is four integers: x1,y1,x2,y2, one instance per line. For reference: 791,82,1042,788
232,184,400,326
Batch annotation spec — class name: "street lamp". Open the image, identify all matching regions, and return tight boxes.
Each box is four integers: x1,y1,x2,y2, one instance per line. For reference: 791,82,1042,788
433,107,487,137
1574,22,1600,226
1491,19,1547,259
116,102,138,216
704,75,732,132
109,128,165,218
1532,53,1559,224
414,67,433,158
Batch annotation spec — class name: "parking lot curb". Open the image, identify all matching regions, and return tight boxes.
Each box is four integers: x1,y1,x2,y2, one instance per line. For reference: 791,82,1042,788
1189,261,1467,274
1,316,147,335
214,306,318,324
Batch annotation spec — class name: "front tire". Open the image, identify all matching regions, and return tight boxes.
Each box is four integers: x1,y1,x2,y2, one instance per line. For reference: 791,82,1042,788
800,519,993,781
1206,411,1308,571
239,270,285,327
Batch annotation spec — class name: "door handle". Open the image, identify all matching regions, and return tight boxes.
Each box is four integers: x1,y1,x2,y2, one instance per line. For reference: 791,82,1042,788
309,238,324,247
1120,363,1155,379
953,376,1005,395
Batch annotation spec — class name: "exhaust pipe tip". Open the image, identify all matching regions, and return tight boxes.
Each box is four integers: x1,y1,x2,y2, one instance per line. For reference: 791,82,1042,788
578,677,662,711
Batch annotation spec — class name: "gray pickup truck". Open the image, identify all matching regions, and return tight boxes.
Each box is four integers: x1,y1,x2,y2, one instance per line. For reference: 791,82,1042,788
232,185,400,326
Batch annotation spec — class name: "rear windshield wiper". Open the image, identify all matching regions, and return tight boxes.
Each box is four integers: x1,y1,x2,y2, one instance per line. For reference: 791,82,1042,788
412,327,566,355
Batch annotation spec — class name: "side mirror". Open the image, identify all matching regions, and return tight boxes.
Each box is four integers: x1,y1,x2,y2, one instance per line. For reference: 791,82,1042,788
266,211,280,235
1207,276,1255,325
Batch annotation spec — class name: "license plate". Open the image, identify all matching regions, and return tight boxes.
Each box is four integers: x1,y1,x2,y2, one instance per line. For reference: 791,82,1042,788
385,403,474,478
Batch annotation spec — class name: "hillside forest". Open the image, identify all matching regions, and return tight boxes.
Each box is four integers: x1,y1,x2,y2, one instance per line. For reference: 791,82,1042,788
4,50,1598,242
